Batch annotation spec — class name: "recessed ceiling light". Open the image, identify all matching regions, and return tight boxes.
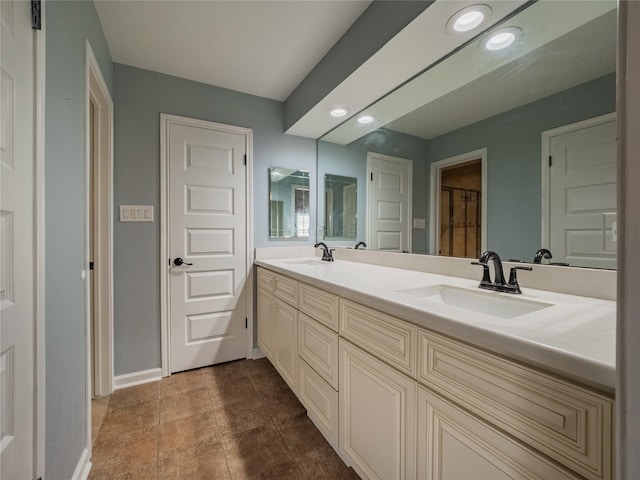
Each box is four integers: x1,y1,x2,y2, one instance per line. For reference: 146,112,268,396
329,107,349,118
483,27,522,51
357,115,375,125
446,4,492,34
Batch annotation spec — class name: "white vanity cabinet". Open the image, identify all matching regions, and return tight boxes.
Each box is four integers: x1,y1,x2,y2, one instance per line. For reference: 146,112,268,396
297,283,340,448
339,338,417,480
255,265,614,480
256,268,299,393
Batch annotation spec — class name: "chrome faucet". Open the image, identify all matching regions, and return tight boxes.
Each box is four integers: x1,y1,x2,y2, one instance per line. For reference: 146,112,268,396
533,248,552,264
355,241,367,250
472,250,531,294
314,242,334,262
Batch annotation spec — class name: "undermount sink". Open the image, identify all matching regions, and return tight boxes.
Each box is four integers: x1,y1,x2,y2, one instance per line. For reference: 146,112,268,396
396,284,552,319
284,259,327,266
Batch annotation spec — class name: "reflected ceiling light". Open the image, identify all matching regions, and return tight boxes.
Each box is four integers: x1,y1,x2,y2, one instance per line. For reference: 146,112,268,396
483,27,522,51
357,115,375,124
329,107,350,118
446,4,491,34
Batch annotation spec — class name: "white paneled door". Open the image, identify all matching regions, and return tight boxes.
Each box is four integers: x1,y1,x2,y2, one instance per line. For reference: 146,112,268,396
548,116,617,269
1,1,35,478
166,116,249,373
367,152,412,252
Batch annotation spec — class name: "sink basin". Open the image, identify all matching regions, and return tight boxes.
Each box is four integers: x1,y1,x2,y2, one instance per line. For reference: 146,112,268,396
396,284,552,319
284,259,327,266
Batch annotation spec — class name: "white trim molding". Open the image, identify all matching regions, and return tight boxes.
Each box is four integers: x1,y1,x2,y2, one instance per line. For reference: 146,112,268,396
160,114,254,376
70,448,92,480
540,112,616,249
113,368,164,390
34,4,47,478
429,148,488,256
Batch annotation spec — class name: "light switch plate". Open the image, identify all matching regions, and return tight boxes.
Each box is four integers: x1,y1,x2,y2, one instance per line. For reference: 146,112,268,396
413,218,426,229
120,205,154,222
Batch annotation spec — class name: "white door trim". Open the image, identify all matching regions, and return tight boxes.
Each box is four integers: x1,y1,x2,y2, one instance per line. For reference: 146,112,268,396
160,114,254,377
429,148,487,256
84,40,114,455
540,112,617,249
35,4,47,477
366,151,413,252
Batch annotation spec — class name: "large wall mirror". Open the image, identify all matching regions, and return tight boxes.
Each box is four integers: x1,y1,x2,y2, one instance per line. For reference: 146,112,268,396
317,0,617,269
269,167,310,239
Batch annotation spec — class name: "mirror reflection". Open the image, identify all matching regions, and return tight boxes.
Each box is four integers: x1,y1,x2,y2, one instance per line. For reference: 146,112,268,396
317,0,617,269
324,174,357,241
269,168,310,239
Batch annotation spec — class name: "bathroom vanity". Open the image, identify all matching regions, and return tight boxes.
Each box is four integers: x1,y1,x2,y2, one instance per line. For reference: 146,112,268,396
255,253,615,480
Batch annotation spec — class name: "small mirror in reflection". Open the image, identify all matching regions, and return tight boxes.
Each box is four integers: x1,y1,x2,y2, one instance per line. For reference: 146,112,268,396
324,174,357,240
269,168,310,239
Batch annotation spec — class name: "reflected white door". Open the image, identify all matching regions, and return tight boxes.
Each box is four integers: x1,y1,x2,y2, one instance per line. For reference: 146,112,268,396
1,1,35,477
548,117,617,269
367,153,412,252
166,116,249,373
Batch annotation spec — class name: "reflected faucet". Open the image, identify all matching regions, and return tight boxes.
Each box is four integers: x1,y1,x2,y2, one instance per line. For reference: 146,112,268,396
314,242,334,262
533,248,552,264
355,241,367,250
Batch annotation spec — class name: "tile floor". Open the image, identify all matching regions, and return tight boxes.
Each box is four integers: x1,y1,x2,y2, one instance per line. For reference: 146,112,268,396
89,358,360,480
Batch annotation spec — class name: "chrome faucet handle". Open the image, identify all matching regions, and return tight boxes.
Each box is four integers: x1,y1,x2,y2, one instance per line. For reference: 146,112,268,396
506,266,533,294
471,261,492,289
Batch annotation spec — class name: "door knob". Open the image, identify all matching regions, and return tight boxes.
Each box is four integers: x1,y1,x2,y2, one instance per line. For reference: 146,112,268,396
173,257,193,266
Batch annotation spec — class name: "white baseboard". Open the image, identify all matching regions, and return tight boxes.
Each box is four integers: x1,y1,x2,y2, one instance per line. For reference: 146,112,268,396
71,448,92,480
113,367,163,390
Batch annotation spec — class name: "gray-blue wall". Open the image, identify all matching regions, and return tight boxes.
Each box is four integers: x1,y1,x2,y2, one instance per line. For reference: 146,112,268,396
45,1,113,478
318,129,430,253
427,73,616,260
113,64,317,375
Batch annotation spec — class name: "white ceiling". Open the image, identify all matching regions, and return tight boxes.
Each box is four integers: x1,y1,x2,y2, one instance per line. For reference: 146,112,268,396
94,0,371,101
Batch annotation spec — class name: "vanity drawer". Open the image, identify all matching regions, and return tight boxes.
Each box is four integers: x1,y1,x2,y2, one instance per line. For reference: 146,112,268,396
298,359,339,449
418,329,613,480
274,273,298,307
299,313,338,389
257,267,275,293
340,299,417,377
299,283,339,332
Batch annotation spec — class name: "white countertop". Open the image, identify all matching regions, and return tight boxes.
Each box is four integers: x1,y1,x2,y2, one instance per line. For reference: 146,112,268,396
255,257,616,393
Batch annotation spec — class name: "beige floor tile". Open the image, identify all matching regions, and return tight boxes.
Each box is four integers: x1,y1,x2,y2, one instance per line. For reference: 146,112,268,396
98,399,160,441
161,368,205,397
91,396,111,444
243,357,277,377
275,411,328,458
160,387,212,424
158,438,231,480
208,375,258,408
159,410,220,457
258,384,306,420
249,459,305,480
214,395,271,437
222,423,293,480
249,370,290,396
90,424,159,480
109,381,160,409
296,444,360,480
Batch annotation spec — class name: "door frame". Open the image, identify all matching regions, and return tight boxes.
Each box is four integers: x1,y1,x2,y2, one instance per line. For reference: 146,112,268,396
34,5,46,478
366,152,413,252
83,40,114,454
429,148,487,256
159,114,254,377
540,112,616,249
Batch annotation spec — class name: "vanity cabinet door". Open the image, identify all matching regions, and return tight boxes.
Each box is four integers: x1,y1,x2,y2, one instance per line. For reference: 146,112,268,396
339,338,416,480
417,386,582,480
274,298,298,393
256,287,275,361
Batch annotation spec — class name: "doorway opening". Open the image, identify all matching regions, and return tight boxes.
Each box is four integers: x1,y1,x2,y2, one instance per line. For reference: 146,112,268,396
440,160,482,258
429,148,487,257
